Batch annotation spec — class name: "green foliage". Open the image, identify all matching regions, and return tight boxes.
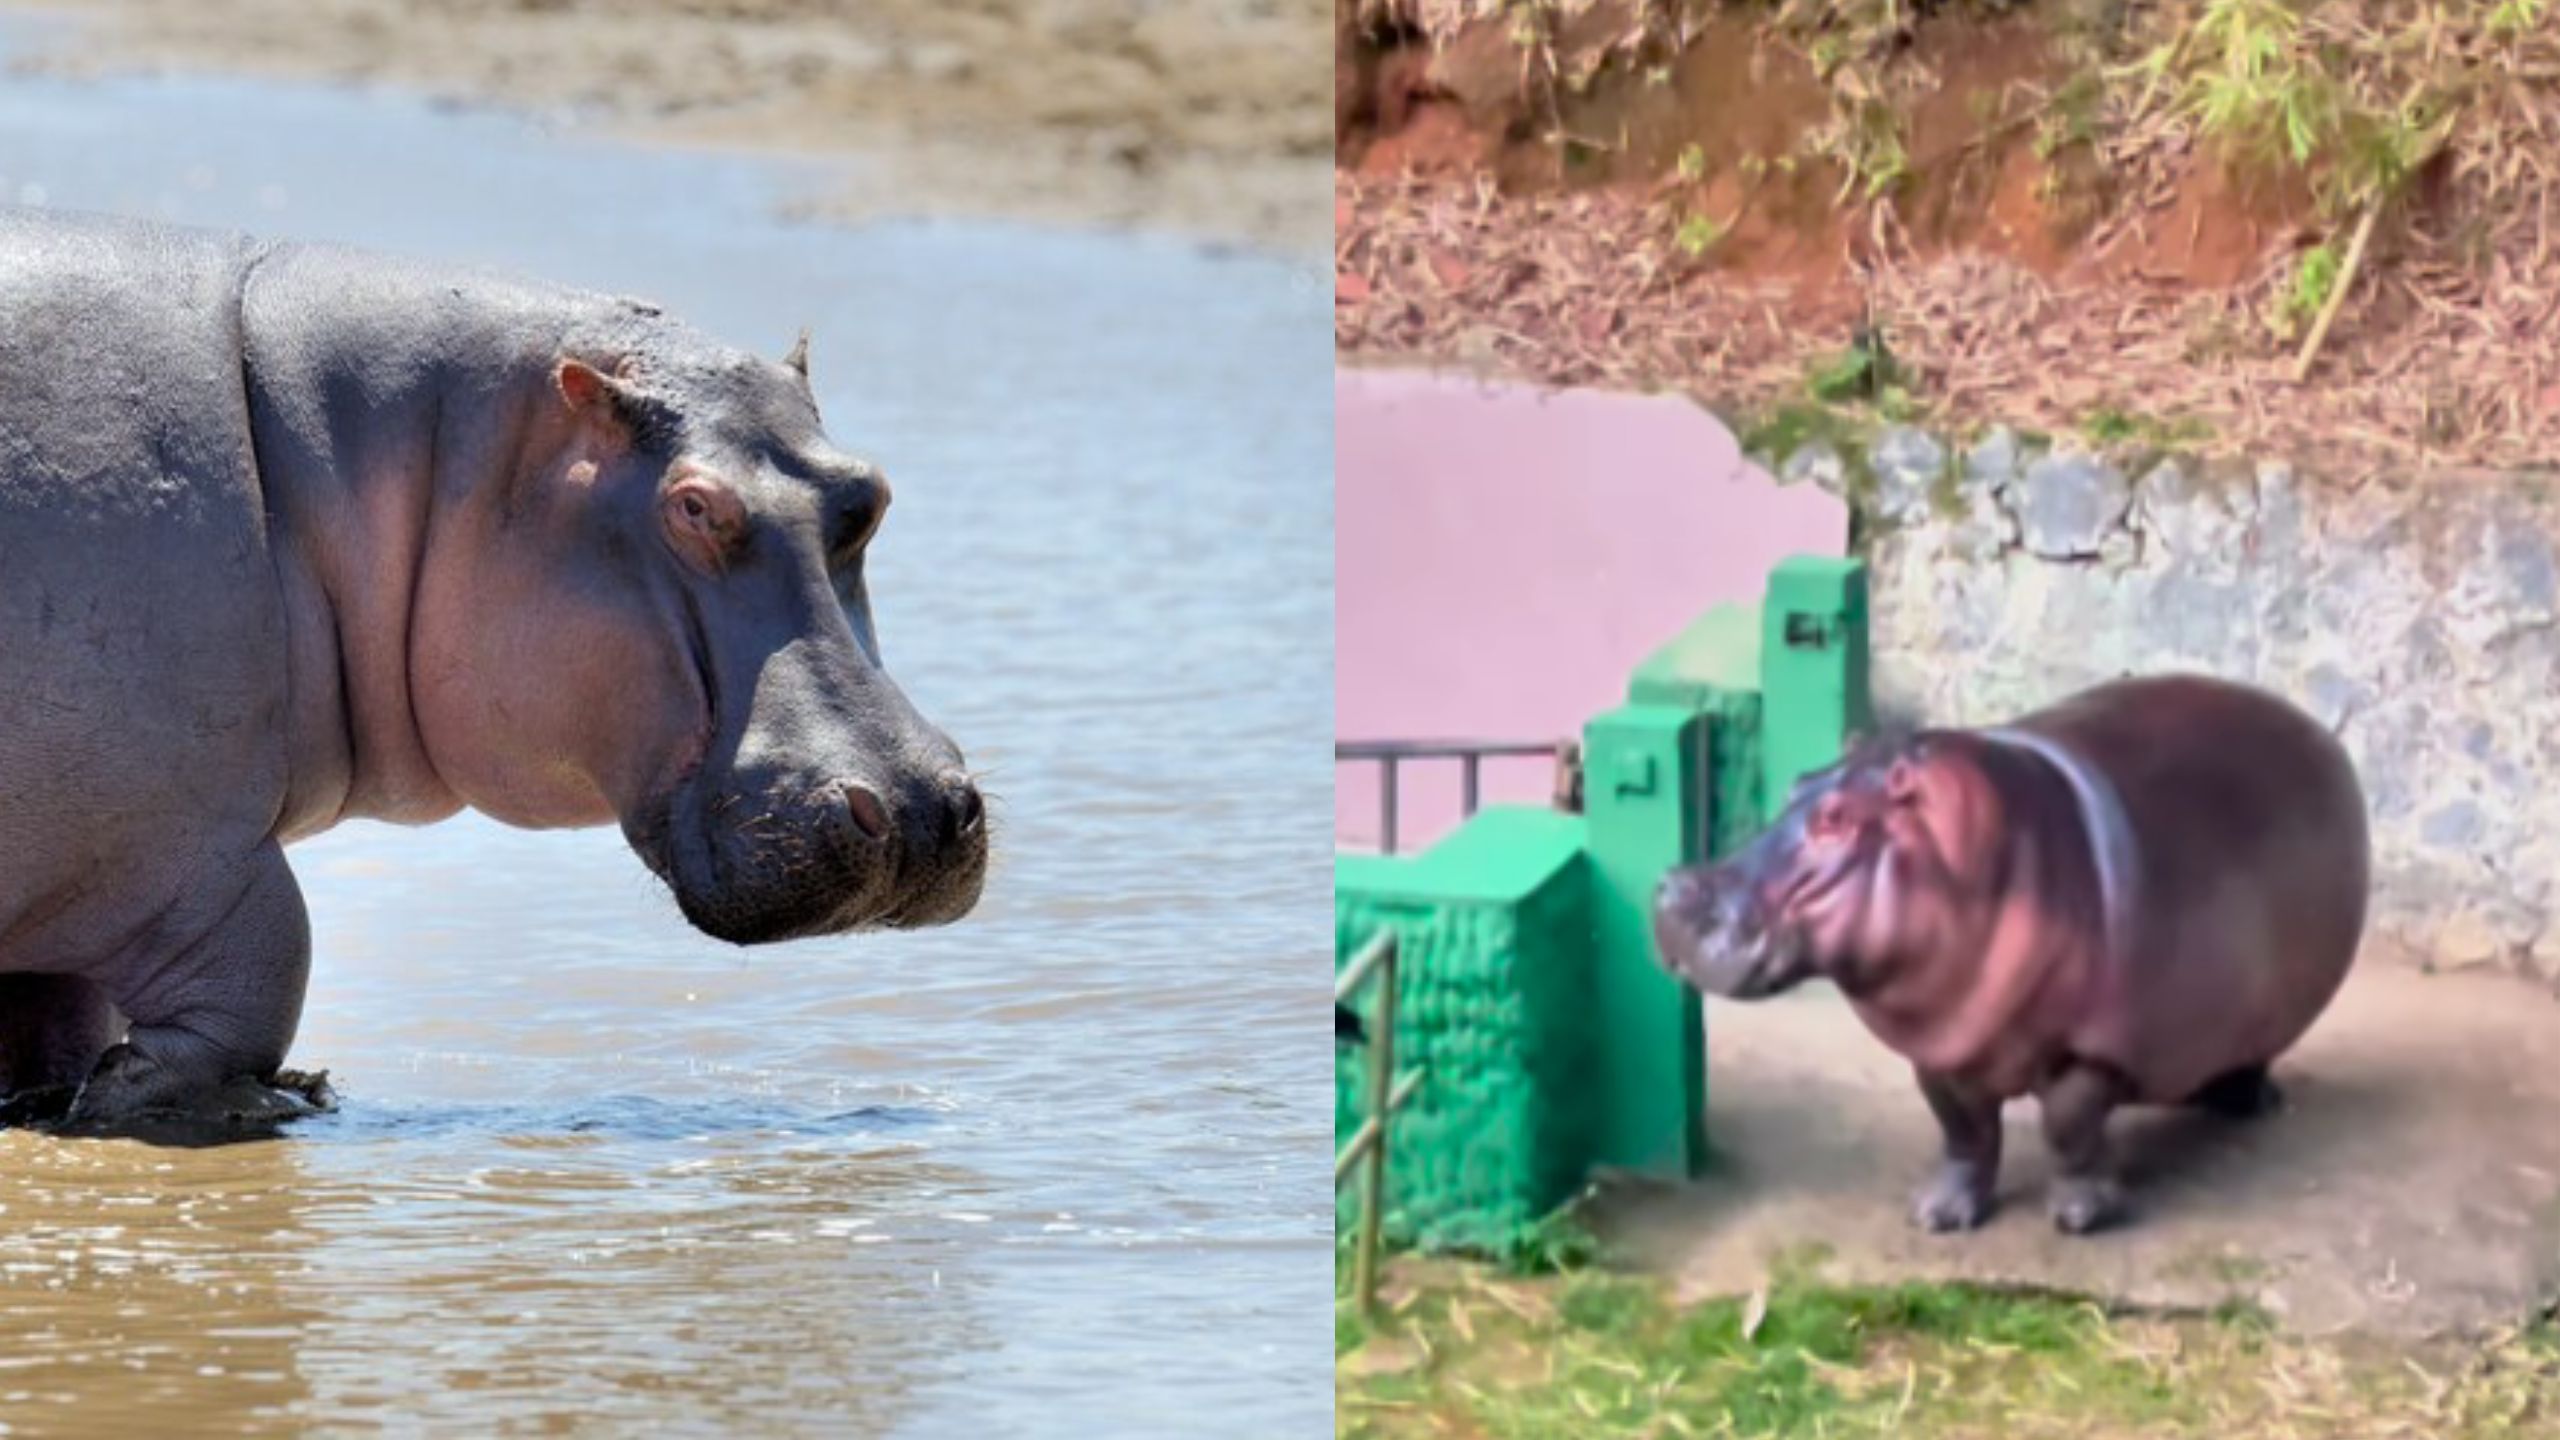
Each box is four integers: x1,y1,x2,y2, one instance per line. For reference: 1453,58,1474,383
1739,400,1867,465
2035,70,2106,159
1806,330,1899,403
2132,0,2460,217
2209,1296,2277,1334
1496,1212,1605,1274
1674,211,1725,257
1339,1271,2216,1439
2081,406,2217,447
2083,407,2140,444
2272,241,2340,340
1336,1301,1370,1357
1807,349,1877,403
1557,1273,1657,1335
2177,0,2341,169
2490,0,2547,38
1674,142,1708,182
1828,96,1913,200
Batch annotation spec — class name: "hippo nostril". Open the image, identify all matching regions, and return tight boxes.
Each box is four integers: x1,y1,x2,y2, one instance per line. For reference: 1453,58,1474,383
1657,871,1700,914
944,772,985,839
843,783,891,843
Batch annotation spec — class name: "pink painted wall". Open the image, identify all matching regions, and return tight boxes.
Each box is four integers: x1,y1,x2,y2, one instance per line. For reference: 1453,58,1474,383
1335,368,1847,852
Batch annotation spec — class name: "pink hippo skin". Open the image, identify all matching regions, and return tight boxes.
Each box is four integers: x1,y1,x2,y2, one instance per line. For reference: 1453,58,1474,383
1652,674,2369,1233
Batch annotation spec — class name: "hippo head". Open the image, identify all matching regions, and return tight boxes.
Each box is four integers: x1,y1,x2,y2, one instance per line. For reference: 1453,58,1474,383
411,327,986,944
1652,734,1974,1000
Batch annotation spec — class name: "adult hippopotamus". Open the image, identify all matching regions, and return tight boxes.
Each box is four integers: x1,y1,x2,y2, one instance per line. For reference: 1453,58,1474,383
0,205,988,1133
1652,674,2368,1234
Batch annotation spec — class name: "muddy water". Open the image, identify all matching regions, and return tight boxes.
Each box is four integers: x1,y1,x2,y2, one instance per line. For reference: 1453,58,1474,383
0,22,1332,1437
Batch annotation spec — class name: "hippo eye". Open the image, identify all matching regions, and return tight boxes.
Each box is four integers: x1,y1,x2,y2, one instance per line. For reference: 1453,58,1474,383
1812,794,1848,833
680,495,708,519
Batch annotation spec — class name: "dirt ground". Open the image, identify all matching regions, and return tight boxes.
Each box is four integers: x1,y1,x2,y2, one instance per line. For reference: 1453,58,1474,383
1335,1,2560,474
0,0,1331,255
1598,953,2560,1340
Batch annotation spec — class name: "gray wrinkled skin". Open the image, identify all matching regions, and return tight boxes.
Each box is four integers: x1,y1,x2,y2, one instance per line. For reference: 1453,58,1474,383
0,206,987,1136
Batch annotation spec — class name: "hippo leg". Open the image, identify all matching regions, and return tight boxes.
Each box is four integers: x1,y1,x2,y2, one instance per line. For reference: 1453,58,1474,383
1910,1068,2003,1232
60,845,319,1136
2038,1062,2131,1234
2186,1063,2283,1120
0,975,125,1125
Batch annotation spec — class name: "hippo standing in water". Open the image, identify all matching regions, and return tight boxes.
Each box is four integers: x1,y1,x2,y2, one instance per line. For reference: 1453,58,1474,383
1653,674,2367,1233
0,206,987,1135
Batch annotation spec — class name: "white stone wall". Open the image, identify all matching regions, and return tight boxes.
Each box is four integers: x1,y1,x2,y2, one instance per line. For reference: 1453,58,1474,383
1781,424,2560,976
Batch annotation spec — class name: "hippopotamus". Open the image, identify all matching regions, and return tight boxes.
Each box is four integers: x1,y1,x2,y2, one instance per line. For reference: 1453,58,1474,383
0,205,988,1134
1652,674,2368,1233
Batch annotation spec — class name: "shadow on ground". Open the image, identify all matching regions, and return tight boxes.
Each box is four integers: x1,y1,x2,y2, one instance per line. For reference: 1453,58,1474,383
1599,958,2560,1336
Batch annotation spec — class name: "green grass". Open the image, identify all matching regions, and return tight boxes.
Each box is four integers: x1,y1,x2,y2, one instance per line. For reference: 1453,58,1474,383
1736,400,1871,469
2272,241,2342,340
2080,405,2216,448
1338,1259,2560,1438
1674,212,1726,257
2490,0,2549,37
1495,1212,1606,1276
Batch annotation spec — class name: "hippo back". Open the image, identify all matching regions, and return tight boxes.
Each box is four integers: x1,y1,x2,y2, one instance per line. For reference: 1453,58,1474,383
2014,675,2370,1101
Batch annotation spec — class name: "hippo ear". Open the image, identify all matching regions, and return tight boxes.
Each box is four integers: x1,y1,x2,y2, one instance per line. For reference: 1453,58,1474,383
555,357,678,450
556,358,630,416
783,328,812,384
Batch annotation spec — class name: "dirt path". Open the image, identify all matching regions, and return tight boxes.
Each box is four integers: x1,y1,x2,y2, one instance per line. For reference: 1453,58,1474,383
1599,956,2560,1337
0,0,1330,256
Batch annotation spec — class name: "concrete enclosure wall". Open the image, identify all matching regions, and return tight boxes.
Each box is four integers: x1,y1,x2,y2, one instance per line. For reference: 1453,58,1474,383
1789,421,2560,976
1335,367,1845,852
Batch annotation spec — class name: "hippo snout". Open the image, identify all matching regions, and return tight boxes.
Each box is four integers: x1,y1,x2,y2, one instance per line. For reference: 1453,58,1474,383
840,770,984,851
1652,867,1723,980
833,767,989,928
639,751,987,947
1653,862,1798,1000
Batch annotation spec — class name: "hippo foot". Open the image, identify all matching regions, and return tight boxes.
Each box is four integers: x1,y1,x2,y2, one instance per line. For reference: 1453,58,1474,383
2047,1176,2126,1235
1911,1168,1996,1232
54,1047,336,1143
0,1082,80,1128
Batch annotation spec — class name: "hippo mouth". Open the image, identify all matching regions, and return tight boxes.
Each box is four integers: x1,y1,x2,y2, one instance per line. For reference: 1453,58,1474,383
622,594,725,895
621,599,907,943
1705,923,1811,999
622,546,987,942
1653,869,1812,1000
632,778,907,944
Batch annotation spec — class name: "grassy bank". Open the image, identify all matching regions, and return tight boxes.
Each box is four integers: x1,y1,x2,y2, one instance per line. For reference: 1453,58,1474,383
1337,1256,2560,1437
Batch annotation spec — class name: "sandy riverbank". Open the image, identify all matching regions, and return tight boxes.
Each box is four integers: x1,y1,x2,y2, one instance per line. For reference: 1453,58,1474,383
0,0,1330,255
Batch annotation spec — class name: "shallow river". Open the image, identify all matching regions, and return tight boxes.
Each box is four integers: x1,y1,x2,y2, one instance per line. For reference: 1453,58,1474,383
0,22,1333,1437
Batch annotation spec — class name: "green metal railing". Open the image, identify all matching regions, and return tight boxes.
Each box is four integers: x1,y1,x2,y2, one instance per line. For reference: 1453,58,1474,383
1329,556,1869,1254
1333,930,1422,1320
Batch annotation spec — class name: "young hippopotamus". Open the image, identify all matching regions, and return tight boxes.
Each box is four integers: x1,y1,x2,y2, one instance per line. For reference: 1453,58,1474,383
1652,674,2369,1234
0,206,989,1135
